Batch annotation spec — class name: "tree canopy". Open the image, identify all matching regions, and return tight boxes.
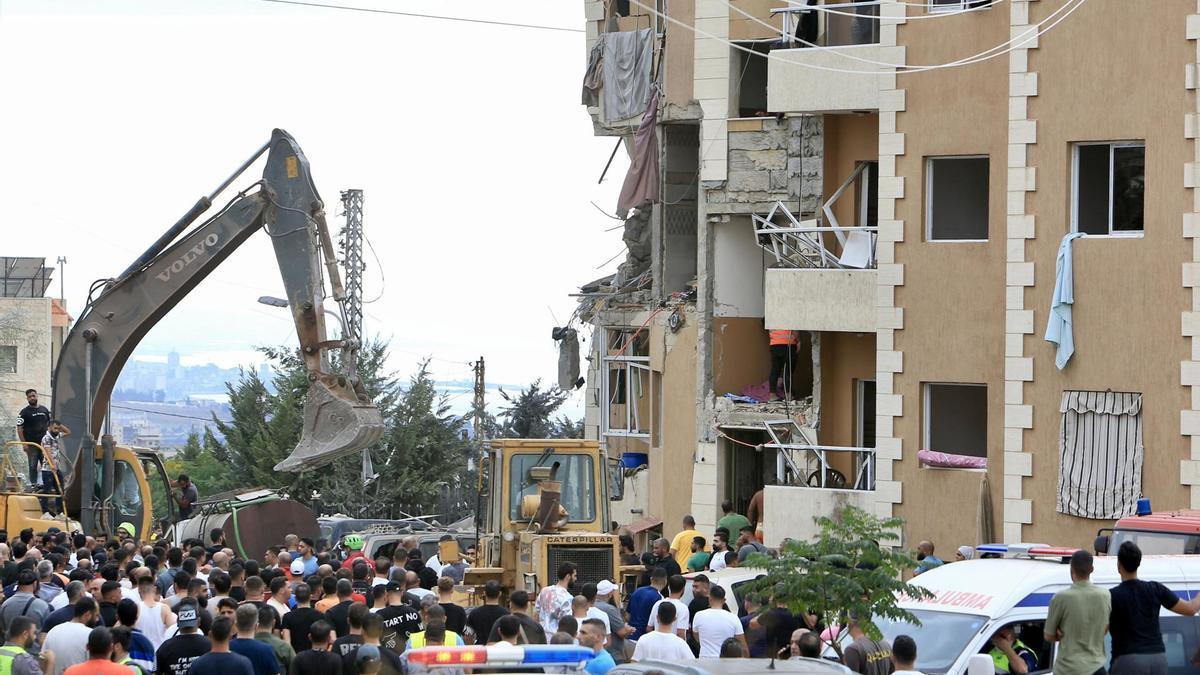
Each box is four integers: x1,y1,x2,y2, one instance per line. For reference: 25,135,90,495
745,505,934,660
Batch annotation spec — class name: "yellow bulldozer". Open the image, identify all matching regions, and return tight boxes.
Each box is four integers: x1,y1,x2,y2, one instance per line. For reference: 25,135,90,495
466,439,639,600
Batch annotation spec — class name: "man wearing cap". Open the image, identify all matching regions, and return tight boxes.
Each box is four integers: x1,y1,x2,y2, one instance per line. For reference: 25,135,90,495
593,581,630,662
0,570,49,636
156,599,210,675
116,523,137,543
376,582,421,652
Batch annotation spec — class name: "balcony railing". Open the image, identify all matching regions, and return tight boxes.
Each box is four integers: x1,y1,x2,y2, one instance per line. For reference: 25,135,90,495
761,419,875,491
771,1,881,48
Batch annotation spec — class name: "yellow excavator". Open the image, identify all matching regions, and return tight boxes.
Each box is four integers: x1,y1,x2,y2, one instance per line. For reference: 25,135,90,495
1,130,385,539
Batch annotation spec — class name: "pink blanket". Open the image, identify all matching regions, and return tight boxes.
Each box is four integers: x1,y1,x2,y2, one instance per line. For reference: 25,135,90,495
918,449,987,470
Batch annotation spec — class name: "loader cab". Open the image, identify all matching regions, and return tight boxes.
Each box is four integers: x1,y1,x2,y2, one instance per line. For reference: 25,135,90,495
68,445,169,542
481,439,609,535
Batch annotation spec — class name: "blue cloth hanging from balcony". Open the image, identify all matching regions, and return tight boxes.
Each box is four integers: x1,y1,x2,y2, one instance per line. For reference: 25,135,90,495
1044,232,1086,369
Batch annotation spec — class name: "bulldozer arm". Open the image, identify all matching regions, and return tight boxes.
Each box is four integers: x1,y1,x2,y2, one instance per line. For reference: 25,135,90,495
275,378,385,472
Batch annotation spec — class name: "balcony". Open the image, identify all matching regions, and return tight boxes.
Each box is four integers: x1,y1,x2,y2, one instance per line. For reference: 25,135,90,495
754,174,877,333
766,2,896,114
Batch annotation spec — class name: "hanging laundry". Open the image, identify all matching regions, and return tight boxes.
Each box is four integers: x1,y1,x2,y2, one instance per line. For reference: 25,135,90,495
1044,232,1086,369
582,35,605,107
616,88,660,219
601,27,653,123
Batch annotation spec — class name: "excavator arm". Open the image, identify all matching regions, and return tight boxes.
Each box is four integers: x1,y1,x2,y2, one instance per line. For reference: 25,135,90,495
52,130,384,533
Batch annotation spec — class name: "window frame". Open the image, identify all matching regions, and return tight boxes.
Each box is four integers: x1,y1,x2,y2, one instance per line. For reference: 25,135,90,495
928,0,993,14
925,155,991,243
0,345,15,374
922,382,988,459
1070,140,1146,238
601,327,653,439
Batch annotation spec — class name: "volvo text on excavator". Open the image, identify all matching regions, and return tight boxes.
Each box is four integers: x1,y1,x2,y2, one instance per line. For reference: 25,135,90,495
22,129,386,539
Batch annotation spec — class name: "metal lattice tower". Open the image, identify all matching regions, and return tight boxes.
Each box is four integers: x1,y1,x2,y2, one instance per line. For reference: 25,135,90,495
339,189,365,341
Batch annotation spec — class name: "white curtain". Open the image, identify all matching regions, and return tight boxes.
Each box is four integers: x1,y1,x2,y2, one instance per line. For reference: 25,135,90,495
1056,391,1143,519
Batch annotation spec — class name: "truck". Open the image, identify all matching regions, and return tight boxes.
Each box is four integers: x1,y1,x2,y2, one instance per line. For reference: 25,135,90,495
3,130,385,539
466,438,633,598
1094,502,1200,555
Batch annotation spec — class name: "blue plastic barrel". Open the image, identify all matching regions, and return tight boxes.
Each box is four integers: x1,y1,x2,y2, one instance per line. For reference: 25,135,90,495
621,452,648,469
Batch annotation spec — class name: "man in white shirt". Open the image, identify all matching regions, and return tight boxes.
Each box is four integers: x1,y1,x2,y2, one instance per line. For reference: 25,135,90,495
646,575,689,639
891,634,924,675
692,586,746,658
43,597,99,675
632,602,694,662
708,533,730,572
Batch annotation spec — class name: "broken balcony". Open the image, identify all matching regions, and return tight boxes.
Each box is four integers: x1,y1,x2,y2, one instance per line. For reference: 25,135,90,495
766,1,896,114
757,161,877,334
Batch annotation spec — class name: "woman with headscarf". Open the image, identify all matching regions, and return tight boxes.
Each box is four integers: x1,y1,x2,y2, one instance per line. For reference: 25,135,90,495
955,546,975,561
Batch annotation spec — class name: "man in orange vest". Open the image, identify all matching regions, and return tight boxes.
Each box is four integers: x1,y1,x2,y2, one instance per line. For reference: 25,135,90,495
768,330,799,401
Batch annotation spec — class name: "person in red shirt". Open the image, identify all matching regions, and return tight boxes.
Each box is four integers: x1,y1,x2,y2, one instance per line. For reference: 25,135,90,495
339,536,374,573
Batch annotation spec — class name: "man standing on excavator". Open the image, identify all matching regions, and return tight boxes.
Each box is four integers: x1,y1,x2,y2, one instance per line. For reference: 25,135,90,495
15,389,50,484
172,476,198,521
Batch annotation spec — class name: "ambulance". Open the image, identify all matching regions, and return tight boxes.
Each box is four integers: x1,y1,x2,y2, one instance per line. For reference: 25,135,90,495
871,544,1200,675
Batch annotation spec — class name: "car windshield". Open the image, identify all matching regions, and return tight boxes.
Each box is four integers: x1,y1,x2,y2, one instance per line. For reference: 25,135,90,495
868,610,986,674
1111,530,1199,555
509,452,596,523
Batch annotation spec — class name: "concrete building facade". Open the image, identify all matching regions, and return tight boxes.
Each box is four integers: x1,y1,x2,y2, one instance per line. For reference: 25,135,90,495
575,0,1196,552
0,258,70,438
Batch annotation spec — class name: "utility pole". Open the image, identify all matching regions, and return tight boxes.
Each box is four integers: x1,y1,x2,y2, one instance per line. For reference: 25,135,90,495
339,189,371,484
339,189,364,342
472,357,486,445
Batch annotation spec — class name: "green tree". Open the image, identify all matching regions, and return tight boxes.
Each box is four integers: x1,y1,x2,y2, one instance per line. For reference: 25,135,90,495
498,380,573,439
176,340,473,522
745,505,934,660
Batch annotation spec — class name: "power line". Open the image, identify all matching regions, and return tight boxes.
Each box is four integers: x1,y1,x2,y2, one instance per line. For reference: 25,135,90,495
110,404,227,423
255,0,584,33
625,0,1089,75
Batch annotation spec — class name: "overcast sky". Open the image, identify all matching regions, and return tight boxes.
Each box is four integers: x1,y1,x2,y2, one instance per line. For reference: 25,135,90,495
0,0,626,414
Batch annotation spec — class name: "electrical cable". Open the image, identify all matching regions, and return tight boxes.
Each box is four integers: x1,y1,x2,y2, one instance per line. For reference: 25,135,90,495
362,233,386,304
625,0,1089,75
722,0,1078,70
255,0,584,33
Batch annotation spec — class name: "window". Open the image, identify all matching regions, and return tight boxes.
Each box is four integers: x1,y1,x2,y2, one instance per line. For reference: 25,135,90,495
602,328,653,438
1057,391,1143,519
856,161,879,229
509,453,596,523
0,346,14,374
923,383,988,459
930,0,992,12
926,156,989,241
1073,142,1145,235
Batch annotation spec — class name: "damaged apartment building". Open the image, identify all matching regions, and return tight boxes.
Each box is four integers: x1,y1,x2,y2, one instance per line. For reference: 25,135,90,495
570,0,1200,551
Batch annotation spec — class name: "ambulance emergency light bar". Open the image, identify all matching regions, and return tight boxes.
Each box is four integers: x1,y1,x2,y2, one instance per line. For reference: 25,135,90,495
975,543,1079,563
406,645,596,668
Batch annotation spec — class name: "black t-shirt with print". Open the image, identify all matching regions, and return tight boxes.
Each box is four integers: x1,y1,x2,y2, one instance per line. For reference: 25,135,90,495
17,405,50,445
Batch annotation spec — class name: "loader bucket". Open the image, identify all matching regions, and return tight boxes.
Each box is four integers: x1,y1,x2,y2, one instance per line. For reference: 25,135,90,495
274,379,385,472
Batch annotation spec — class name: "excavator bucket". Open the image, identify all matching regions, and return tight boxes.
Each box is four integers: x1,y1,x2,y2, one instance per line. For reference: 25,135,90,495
274,379,385,472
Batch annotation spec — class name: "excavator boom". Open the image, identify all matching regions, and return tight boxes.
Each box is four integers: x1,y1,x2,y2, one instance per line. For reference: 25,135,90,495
52,130,384,534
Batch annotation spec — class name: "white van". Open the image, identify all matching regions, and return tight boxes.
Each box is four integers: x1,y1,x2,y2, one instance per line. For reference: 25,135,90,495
872,548,1200,675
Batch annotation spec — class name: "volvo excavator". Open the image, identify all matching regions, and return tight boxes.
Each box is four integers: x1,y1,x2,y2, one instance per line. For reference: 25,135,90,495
6,130,386,539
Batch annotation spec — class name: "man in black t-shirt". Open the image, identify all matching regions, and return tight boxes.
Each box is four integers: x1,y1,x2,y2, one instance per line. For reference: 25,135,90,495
325,580,356,637
487,590,546,645
1109,542,1200,675
376,582,421,651
332,603,368,657
434,577,466,635
156,600,213,675
281,584,324,652
291,620,343,675
343,615,404,675
466,580,508,646
15,389,50,483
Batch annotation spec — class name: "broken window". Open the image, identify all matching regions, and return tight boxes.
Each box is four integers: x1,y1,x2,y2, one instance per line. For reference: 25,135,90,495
855,161,878,229
1073,142,1145,236
930,0,993,12
1057,391,1143,519
926,156,989,241
0,346,15,374
734,42,771,118
602,328,652,438
923,383,987,459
